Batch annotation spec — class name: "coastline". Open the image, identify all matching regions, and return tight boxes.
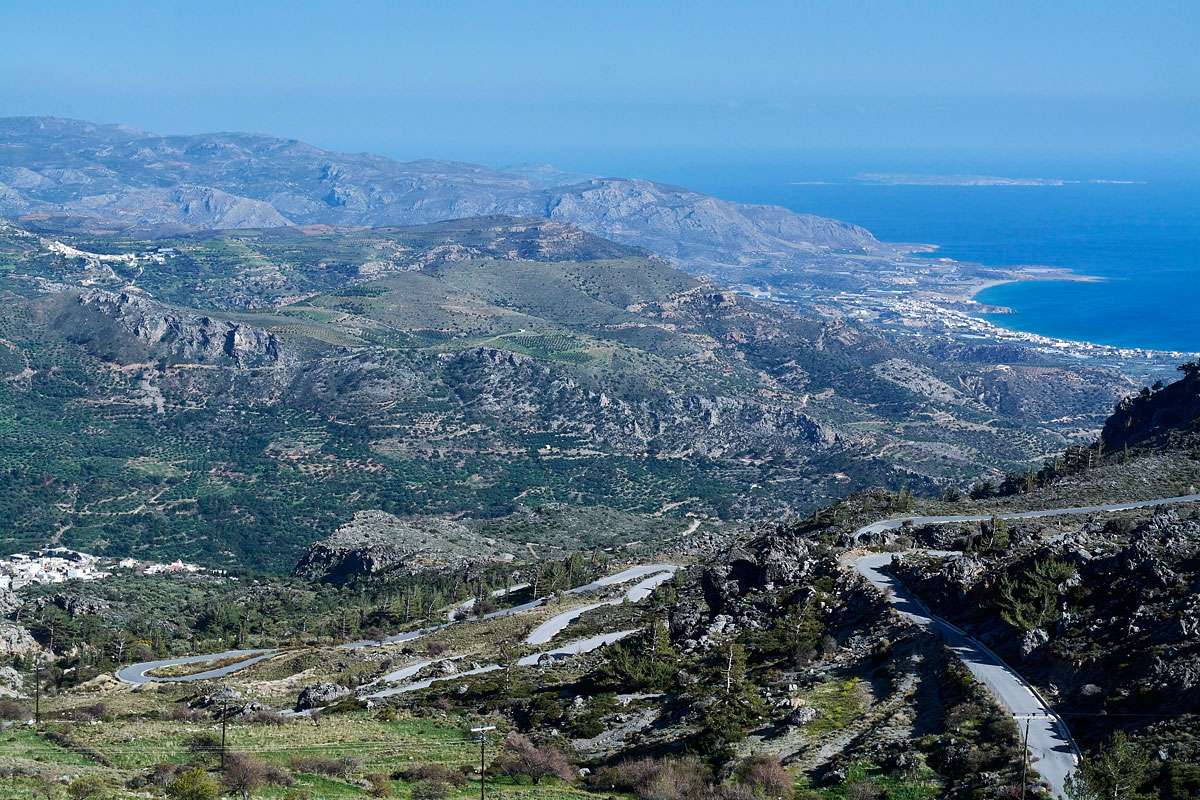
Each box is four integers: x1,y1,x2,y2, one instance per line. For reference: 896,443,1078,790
963,269,1104,303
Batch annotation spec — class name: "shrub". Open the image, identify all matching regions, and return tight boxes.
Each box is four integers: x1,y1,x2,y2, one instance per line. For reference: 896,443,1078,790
365,772,392,797
222,753,268,800
66,775,107,800
288,755,360,778
166,768,220,800
143,763,181,789
410,780,450,800
590,756,713,800
845,782,883,800
168,704,204,722
245,708,286,725
394,763,468,786
183,732,222,766
735,754,793,800
69,703,112,722
0,699,30,721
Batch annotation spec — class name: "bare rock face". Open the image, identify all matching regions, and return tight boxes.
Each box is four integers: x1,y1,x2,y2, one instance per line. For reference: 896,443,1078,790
293,510,515,584
74,289,281,366
674,522,832,650
0,621,41,656
0,588,20,617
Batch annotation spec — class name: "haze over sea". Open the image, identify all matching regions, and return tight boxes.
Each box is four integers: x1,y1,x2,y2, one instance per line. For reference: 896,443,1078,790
615,156,1200,354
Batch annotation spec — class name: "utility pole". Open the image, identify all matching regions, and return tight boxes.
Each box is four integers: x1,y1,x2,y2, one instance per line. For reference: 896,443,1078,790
471,725,496,800
220,695,229,769
1014,713,1038,800
33,660,41,726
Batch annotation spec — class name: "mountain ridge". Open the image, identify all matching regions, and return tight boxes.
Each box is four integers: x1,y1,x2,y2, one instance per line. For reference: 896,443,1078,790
0,115,883,262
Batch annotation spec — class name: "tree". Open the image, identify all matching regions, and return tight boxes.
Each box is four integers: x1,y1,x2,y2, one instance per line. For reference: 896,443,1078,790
995,557,1076,632
692,639,767,762
1065,731,1153,800
166,769,220,800
222,753,268,800
491,732,574,785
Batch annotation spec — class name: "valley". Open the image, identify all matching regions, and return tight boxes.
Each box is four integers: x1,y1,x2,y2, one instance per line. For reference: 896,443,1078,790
1,116,1198,800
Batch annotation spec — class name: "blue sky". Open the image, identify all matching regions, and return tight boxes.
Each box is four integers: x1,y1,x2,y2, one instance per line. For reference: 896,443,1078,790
2,0,1196,172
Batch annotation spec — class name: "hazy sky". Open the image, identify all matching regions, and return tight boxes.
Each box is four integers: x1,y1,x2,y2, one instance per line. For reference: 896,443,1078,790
2,0,1196,172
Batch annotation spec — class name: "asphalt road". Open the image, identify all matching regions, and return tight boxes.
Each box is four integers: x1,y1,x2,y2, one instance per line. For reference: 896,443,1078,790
846,493,1200,798
853,492,1200,541
116,564,680,685
115,649,279,684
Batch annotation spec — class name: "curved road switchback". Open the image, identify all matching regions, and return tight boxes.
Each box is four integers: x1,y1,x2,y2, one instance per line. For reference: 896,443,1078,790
848,492,1200,799
115,649,279,684
853,553,1076,798
116,563,681,686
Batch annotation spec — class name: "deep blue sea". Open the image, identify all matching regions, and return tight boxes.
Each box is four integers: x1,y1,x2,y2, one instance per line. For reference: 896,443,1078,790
620,158,1200,353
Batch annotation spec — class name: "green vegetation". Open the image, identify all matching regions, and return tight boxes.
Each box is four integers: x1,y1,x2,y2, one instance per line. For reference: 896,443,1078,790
995,557,1077,632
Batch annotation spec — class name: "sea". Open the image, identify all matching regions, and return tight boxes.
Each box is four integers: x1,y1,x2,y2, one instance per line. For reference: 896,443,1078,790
614,156,1200,354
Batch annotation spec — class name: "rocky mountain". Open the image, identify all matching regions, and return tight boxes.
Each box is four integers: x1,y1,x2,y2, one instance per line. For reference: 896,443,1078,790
1101,362,1200,451
0,116,883,266
0,216,1139,568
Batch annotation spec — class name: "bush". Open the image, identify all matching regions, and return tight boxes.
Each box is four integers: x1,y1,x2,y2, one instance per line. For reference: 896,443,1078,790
222,753,268,800
168,704,205,722
244,708,286,725
394,763,468,786
183,732,222,766
845,782,883,800
589,756,712,800
410,780,450,800
69,703,112,722
66,775,107,800
735,754,793,800
166,768,220,800
365,772,391,797
142,763,181,789
288,755,360,778
0,698,30,721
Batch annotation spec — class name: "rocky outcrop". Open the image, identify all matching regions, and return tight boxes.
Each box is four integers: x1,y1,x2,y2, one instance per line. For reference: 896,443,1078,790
295,682,350,711
1101,364,1200,451
0,621,41,656
673,521,837,650
293,510,516,584
72,289,282,366
442,346,838,460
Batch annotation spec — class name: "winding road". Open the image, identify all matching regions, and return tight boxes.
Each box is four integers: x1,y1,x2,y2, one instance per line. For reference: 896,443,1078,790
852,492,1200,543
115,563,680,687
849,491,1200,799
111,495,1200,798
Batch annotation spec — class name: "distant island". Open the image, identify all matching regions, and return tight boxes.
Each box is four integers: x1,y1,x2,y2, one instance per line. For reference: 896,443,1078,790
855,172,1068,186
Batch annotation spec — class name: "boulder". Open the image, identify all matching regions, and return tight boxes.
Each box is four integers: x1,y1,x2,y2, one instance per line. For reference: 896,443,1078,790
295,682,351,711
